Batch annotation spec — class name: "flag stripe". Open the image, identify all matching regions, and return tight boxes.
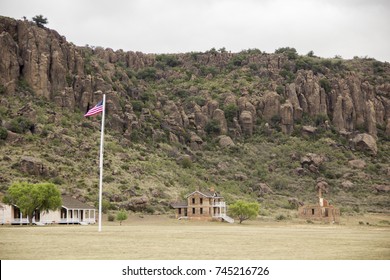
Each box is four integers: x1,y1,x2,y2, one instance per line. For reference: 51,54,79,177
84,101,103,117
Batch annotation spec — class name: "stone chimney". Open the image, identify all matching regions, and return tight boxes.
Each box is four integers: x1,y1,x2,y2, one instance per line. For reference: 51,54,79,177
209,186,215,193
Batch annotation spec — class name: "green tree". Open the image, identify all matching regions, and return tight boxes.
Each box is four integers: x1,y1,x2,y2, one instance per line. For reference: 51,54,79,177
116,210,128,225
32,15,48,28
307,50,315,57
3,182,62,226
229,200,260,224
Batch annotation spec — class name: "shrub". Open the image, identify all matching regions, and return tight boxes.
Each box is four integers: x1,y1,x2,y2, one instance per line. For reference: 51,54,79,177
155,54,181,68
108,213,115,222
279,69,295,83
319,78,331,94
276,85,284,95
205,119,221,135
17,79,34,93
0,84,5,95
275,214,287,221
131,100,144,113
373,61,384,74
136,67,158,81
181,157,193,169
200,66,218,76
270,115,281,126
315,114,329,126
275,47,298,60
0,127,7,140
223,104,238,123
8,116,34,134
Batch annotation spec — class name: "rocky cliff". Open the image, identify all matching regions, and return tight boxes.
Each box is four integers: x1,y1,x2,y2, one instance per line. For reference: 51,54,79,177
1,16,389,144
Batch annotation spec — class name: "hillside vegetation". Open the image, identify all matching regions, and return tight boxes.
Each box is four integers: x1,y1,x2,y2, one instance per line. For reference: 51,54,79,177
0,16,389,216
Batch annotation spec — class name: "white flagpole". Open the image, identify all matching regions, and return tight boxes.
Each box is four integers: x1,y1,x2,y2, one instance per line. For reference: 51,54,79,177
98,94,106,232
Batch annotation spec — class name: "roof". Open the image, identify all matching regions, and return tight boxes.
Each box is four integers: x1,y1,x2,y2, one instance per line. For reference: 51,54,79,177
170,201,188,208
186,190,222,198
61,195,95,210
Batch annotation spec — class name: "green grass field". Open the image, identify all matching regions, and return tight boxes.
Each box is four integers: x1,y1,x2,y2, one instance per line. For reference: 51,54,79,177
0,214,389,260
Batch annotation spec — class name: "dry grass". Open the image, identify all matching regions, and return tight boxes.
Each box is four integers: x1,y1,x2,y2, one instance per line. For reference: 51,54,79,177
0,214,389,260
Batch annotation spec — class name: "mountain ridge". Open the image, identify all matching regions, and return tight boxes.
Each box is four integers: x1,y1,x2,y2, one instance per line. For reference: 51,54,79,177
0,15,389,215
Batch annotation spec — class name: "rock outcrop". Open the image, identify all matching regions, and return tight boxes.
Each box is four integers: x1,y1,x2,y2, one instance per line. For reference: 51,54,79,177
0,15,389,151
19,156,54,177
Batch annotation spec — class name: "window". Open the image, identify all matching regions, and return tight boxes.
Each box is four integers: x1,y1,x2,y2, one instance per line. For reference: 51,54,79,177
192,208,195,214
200,198,203,204
178,208,182,215
312,209,315,215
200,208,203,214
192,198,195,204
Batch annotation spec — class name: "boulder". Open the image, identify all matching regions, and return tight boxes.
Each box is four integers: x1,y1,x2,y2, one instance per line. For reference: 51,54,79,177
308,164,319,173
280,102,294,134
239,110,253,136
189,132,203,150
300,153,327,168
256,183,273,195
218,135,235,148
350,133,377,155
302,125,317,137
294,167,306,176
213,109,228,135
348,159,366,169
19,156,51,176
258,91,280,121
234,172,248,181
122,196,150,211
288,197,304,209
373,185,390,193
341,180,354,189
17,103,37,123
316,179,329,194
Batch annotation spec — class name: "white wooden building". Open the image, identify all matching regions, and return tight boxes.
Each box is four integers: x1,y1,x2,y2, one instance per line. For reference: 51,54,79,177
0,195,96,225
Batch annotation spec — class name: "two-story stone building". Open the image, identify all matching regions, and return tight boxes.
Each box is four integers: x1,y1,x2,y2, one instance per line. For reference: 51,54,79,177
171,188,234,223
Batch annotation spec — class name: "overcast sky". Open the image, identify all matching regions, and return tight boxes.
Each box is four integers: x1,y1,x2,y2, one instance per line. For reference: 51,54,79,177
1,0,389,61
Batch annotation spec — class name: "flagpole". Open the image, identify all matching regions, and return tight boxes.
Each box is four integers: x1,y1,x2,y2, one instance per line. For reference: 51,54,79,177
98,94,106,232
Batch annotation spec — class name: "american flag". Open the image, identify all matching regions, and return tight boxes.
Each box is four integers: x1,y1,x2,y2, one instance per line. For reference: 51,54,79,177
84,101,103,117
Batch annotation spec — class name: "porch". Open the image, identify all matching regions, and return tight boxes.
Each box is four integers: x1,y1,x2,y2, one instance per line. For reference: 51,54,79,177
59,208,96,224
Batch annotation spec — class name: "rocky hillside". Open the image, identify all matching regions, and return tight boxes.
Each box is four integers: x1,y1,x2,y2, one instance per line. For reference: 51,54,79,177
0,16,389,215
